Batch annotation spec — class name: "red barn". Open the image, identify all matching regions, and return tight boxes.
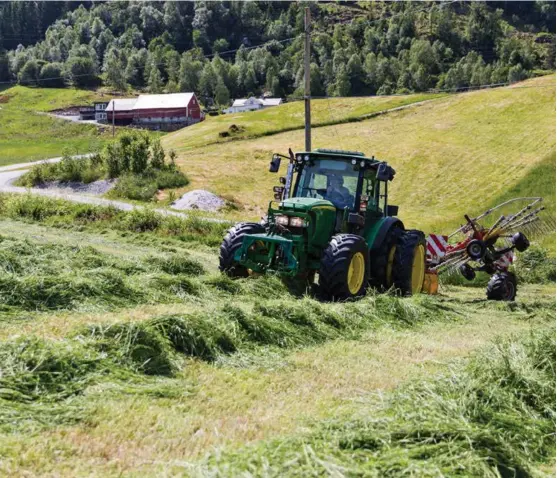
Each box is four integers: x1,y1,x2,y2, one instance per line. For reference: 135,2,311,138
106,93,203,131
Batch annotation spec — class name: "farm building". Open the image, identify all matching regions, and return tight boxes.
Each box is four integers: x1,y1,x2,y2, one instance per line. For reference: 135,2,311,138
223,97,282,114
105,93,203,131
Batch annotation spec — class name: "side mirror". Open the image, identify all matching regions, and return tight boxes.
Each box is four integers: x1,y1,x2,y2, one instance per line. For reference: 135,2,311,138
386,205,399,217
269,154,281,173
377,163,395,181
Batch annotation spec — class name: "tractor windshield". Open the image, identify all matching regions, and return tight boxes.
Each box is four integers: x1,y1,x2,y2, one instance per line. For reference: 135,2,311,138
294,159,359,209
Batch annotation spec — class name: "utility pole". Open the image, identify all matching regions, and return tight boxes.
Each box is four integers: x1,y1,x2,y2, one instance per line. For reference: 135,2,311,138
111,100,115,138
304,6,311,152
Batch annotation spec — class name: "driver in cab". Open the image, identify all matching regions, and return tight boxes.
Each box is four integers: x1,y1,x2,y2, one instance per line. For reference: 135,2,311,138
325,173,353,209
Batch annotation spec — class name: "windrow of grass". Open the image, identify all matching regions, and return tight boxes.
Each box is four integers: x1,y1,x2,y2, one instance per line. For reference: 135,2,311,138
0,193,230,247
0,233,207,312
197,326,556,477
0,268,461,433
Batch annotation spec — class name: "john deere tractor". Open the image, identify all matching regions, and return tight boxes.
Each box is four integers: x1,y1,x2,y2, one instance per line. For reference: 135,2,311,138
219,149,426,300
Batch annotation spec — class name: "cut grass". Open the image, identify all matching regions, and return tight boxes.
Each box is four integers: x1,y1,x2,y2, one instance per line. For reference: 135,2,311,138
198,326,555,477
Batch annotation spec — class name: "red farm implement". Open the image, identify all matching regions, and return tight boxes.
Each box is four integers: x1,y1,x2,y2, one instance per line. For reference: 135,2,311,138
424,197,548,300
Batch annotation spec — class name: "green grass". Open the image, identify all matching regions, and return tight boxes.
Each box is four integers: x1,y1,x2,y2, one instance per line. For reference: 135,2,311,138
198,326,555,477
0,208,554,475
163,92,446,152
0,86,161,166
163,76,556,240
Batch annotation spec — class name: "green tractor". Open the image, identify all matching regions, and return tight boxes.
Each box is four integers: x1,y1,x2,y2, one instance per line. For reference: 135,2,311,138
219,149,426,300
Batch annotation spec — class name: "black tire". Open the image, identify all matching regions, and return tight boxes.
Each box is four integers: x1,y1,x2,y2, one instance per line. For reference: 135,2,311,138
466,239,486,260
486,271,517,301
319,234,369,301
219,222,265,277
392,230,426,296
512,232,530,252
369,226,403,291
460,263,476,281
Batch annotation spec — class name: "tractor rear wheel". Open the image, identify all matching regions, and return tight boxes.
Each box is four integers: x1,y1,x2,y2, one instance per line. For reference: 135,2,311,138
369,226,403,291
486,271,517,301
219,222,265,277
319,234,369,301
392,230,426,296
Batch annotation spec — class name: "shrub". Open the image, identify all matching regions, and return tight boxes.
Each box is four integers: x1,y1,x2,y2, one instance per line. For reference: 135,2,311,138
109,174,159,201
122,208,161,232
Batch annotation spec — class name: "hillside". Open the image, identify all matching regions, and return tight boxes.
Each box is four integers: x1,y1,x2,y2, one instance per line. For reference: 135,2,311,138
1,2,554,99
165,75,555,241
0,86,112,166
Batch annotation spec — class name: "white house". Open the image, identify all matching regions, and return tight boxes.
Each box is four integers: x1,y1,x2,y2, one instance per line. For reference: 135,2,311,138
223,97,283,114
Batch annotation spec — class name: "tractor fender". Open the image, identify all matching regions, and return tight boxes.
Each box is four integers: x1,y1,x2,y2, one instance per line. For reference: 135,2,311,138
367,217,404,251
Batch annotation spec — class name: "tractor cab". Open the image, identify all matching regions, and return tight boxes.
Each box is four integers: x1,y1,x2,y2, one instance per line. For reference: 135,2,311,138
270,149,397,233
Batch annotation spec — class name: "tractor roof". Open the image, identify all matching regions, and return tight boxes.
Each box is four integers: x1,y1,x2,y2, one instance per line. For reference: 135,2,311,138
296,149,381,165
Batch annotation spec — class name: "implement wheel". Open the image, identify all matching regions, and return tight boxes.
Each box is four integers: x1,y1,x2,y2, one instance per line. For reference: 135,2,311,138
393,230,426,296
319,234,369,301
219,222,265,277
486,271,517,301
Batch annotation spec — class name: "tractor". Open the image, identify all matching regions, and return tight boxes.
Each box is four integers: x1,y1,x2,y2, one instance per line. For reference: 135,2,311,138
219,149,427,300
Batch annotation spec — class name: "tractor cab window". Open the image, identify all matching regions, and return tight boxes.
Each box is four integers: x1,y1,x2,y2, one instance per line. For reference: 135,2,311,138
295,159,359,210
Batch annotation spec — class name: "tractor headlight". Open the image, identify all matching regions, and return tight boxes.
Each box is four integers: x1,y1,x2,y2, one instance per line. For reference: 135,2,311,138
289,216,307,228
275,215,289,226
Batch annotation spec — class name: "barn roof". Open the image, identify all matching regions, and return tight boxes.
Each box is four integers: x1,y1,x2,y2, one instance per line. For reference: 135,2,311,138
106,98,138,111
133,93,195,110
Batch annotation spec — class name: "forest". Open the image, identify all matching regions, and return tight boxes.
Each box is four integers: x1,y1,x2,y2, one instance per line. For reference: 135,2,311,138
0,1,555,104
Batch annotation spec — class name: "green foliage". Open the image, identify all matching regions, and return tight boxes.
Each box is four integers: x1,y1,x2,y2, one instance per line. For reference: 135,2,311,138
515,246,556,284
17,133,189,201
2,2,554,96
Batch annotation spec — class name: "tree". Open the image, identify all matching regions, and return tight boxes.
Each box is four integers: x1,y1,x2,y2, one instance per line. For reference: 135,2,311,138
179,52,203,92
214,77,230,106
66,56,97,86
147,63,163,93
0,49,11,82
334,65,350,96
39,62,65,87
18,59,41,85
103,47,127,91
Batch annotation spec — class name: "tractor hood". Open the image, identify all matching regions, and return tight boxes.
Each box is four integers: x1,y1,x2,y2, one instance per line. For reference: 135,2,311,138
279,197,336,212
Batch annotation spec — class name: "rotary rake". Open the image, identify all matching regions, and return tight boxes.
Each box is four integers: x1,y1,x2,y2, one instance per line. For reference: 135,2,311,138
424,197,548,300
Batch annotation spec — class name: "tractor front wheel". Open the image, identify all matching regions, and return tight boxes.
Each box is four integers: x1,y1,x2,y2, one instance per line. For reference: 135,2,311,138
393,230,426,296
219,222,265,277
319,234,369,301
486,271,517,301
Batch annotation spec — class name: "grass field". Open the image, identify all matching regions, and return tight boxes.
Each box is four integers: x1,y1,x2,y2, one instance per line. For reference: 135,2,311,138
0,76,554,476
0,202,554,476
0,86,133,166
163,92,446,152
0,195,555,476
164,76,556,239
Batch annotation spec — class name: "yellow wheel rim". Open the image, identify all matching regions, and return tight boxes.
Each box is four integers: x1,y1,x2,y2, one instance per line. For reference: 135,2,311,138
386,245,397,287
411,244,426,295
347,252,366,295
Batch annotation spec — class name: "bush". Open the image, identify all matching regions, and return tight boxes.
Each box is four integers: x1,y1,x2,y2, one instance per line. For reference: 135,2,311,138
17,132,188,202
109,174,159,201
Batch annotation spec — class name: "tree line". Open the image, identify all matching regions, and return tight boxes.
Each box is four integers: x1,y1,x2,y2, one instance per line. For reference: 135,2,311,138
0,1,554,104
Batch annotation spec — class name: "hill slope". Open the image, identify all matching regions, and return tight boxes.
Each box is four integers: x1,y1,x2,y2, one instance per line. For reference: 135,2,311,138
165,75,555,237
